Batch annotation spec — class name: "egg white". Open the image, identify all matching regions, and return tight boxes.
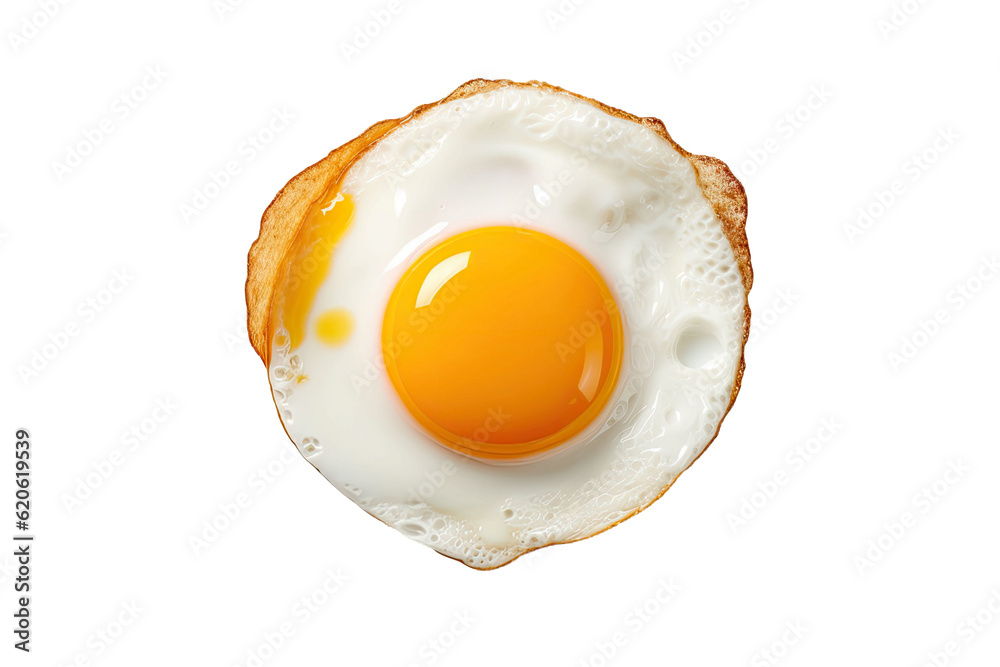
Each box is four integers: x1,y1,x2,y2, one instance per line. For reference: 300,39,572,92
268,85,746,568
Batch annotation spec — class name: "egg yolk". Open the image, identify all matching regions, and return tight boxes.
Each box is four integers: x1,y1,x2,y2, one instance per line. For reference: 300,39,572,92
383,226,624,462
316,308,354,346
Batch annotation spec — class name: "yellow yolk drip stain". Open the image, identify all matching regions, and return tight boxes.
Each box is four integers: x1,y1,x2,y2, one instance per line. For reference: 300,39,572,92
270,190,354,351
382,226,624,462
316,308,354,346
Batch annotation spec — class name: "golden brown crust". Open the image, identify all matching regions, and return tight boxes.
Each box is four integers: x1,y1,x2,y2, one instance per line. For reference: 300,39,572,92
246,118,400,363
245,78,752,569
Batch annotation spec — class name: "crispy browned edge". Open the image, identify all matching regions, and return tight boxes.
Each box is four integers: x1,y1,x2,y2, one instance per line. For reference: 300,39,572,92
245,78,752,570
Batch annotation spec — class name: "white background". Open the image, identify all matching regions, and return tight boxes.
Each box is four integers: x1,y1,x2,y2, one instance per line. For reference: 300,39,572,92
3,0,999,665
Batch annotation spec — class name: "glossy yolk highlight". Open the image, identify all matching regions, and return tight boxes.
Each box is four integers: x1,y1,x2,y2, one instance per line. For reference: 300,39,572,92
382,226,624,462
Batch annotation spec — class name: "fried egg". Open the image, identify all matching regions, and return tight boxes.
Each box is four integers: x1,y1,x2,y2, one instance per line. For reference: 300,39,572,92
246,79,752,569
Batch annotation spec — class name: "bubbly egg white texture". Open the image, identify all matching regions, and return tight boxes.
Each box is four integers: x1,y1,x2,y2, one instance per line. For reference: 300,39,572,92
269,86,746,569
